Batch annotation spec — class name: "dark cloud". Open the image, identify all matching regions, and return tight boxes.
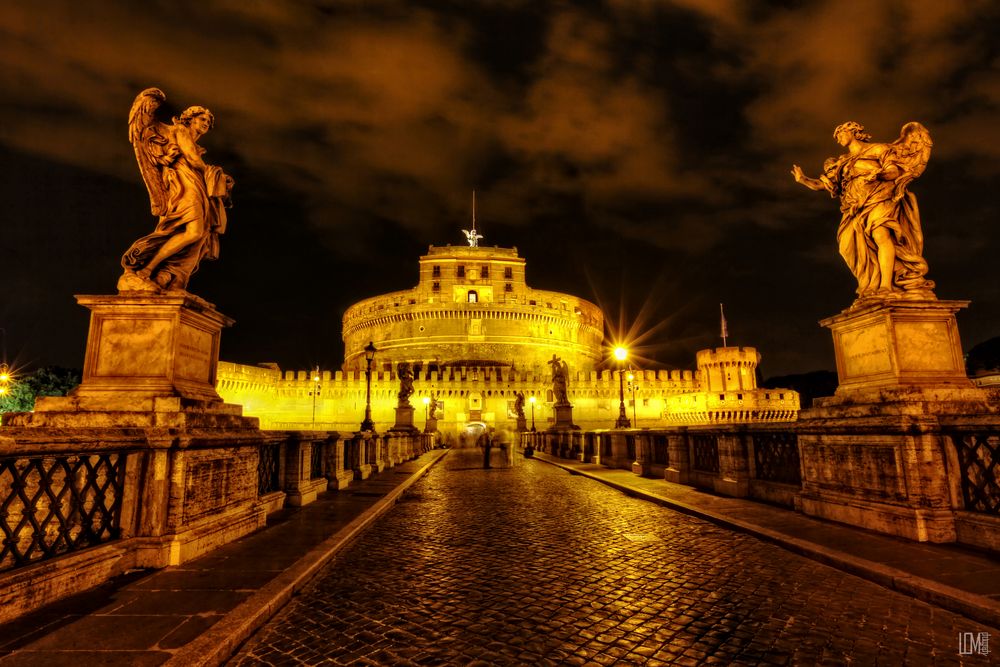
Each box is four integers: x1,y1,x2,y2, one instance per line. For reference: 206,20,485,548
1,0,998,377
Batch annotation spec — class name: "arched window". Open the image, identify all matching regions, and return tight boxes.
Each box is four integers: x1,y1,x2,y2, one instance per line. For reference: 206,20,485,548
468,291,478,303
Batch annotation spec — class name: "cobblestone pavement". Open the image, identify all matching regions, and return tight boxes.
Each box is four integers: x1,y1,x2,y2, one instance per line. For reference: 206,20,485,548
230,448,996,666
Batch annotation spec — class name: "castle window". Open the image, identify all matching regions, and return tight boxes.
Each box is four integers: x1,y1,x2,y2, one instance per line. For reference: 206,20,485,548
481,264,489,278
432,265,441,278
529,300,536,305
468,291,478,303
504,266,513,279
719,394,725,400
504,283,512,292
432,282,440,292
457,265,465,278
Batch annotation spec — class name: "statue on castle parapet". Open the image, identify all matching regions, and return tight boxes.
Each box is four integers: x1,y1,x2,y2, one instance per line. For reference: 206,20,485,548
118,88,234,294
396,362,415,406
792,121,935,302
513,391,526,419
548,354,570,406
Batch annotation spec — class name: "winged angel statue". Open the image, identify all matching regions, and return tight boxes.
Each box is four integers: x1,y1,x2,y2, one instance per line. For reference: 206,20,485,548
792,121,935,301
117,88,234,293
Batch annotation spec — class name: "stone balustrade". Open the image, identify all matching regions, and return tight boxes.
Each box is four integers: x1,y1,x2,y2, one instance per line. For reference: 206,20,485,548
0,428,436,623
524,417,1000,553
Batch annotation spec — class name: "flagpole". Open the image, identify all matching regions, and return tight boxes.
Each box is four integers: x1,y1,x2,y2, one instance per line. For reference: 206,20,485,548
720,303,728,347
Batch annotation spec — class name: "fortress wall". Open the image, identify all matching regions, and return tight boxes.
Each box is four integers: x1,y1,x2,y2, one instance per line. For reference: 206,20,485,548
217,360,796,434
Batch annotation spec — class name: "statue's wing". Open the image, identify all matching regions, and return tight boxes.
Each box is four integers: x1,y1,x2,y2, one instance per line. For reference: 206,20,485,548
128,88,170,216
888,122,933,202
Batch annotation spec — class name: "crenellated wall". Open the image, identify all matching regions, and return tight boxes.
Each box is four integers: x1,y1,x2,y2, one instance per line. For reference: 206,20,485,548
217,348,800,436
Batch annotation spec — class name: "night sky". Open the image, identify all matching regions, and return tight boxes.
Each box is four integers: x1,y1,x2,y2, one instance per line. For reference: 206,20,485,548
2,1,998,379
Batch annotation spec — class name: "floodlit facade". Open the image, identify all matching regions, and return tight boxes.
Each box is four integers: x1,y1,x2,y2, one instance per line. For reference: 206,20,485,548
217,244,799,435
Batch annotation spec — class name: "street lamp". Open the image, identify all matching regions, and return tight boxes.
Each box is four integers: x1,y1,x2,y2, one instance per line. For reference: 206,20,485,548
529,395,536,432
360,341,377,432
627,371,638,427
614,346,631,428
310,366,321,429
422,395,430,421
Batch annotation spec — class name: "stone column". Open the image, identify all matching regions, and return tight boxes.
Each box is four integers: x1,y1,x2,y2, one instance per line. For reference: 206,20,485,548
664,430,689,484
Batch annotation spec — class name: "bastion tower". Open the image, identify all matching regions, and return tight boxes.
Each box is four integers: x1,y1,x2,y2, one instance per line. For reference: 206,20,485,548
342,245,604,373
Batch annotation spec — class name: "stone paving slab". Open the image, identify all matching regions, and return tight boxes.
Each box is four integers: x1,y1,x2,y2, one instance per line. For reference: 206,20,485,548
535,452,1000,629
0,449,447,666
230,447,997,665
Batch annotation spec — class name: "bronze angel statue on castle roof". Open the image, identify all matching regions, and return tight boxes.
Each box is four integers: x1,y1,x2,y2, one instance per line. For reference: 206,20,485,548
117,88,234,293
792,121,935,303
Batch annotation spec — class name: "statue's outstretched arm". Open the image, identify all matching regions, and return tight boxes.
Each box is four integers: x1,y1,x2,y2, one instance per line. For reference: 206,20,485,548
791,165,826,191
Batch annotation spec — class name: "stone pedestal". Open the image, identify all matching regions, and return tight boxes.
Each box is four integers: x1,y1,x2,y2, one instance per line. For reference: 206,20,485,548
72,293,232,404
4,292,268,573
424,416,438,434
797,298,996,543
516,416,527,432
550,403,578,430
822,299,971,395
390,404,419,434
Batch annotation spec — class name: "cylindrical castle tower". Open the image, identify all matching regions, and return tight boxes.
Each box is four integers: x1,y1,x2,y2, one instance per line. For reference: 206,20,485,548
342,245,604,373
696,347,761,393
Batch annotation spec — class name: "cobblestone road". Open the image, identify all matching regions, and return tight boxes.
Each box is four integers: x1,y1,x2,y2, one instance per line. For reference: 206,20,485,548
230,448,995,666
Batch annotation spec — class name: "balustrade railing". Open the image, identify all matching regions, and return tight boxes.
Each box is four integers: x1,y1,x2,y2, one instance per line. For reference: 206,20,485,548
257,442,281,495
651,435,669,466
310,440,325,479
0,452,126,573
751,432,801,485
691,434,720,473
948,431,1000,516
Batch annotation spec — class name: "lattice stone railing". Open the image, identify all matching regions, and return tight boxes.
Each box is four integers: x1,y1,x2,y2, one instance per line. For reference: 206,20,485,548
751,431,801,485
0,453,126,573
257,442,281,496
691,434,720,473
310,440,325,480
949,431,1000,516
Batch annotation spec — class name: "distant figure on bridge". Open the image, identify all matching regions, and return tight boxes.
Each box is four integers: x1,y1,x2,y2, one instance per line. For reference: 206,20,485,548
478,428,494,469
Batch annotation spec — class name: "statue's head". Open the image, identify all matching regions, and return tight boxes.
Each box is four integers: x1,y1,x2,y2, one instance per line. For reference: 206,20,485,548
833,121,871,144
176,106,215,129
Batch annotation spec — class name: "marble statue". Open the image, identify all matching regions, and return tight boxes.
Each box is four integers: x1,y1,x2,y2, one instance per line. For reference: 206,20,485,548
397,362,415,406
118,88,234,293
548,355,569,405
792,121,935,301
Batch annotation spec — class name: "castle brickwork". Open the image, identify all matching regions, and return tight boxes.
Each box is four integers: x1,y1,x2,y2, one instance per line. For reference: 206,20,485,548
217,244,799,434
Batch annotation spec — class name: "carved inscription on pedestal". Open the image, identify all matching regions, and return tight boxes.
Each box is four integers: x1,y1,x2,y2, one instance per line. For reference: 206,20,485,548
840,321,892,379
176,325,213,383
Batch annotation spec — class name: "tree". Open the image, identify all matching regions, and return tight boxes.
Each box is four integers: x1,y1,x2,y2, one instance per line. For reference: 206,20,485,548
0,366,81,416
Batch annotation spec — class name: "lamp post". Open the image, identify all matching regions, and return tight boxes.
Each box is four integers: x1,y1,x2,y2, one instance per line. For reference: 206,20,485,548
627,371,638,427
614,346,631,428
310,365,321,429
422,395,430,422
360,341,377,431
529,395,536,432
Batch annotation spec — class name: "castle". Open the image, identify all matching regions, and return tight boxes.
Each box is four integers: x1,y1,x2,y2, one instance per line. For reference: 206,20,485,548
216,240,799,435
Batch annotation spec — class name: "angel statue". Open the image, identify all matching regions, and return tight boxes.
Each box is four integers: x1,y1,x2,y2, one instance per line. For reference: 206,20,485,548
792,121,934,302
117,88,234,293
396,362,415,407
548,354,570,406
